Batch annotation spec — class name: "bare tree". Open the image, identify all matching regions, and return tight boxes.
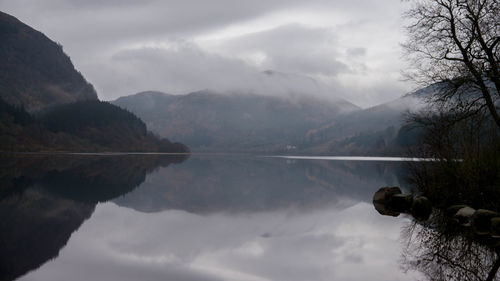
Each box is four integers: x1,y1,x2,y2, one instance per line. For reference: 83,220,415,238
403,0,500,129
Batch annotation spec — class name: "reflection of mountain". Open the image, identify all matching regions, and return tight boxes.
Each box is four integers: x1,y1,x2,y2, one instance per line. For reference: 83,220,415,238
0,187,94,281
0,154,187,281
113,156,410,213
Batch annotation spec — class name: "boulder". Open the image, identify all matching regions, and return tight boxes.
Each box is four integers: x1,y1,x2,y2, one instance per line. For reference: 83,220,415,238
490,217,500,238
446,205,469,217
471,209,499,235
411,196,432,221
454,206,476,226
373,187,402,202
372,187,403,217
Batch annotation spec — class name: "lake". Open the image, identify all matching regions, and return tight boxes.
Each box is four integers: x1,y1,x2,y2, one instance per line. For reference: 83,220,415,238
0,154,468,280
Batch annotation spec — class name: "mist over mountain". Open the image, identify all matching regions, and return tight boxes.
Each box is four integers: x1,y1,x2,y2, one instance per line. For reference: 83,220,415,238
0,11,97,112
113,85,432,154
0,11,188,153
301,89,427,155
112,90,359,152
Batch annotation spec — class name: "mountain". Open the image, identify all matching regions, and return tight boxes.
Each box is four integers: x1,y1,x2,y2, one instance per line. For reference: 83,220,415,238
0,98,189,152
0,11,188,153
112,90,360,152
0,11,98,112
300,87,430,155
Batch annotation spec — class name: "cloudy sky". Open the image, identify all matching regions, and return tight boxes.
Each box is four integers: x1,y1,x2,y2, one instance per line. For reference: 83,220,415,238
1,0,413,107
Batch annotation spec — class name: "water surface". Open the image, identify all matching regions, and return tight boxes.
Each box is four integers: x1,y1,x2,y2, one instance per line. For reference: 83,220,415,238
1,154,422,281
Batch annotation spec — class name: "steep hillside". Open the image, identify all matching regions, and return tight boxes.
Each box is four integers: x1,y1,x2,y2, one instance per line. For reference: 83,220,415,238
0,99,189,152
0,11,97,112
112,90,359,152
0,11,188,153
300,87,431,155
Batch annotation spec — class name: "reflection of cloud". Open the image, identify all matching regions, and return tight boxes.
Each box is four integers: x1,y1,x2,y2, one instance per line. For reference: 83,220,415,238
20,202,420,281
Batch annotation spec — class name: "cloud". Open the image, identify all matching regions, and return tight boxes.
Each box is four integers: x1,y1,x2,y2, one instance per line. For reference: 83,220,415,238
210,24,349,76
0,0,413,107
83,38,349,101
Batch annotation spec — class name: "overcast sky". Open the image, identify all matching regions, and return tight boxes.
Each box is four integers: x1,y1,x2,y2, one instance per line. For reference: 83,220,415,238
0,0,413,107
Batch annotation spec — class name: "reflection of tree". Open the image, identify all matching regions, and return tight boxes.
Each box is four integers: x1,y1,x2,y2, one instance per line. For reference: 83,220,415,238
399,211,500,281
0,154,187,281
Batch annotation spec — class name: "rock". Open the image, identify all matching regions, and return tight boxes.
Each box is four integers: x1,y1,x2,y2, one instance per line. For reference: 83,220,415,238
490,217,500,238
373,187,402,202
411,196,432,221
454,206,476,226
373,201,401,217
471,209,499,235
446,205,469,217
391,194,414,212
372,187,403,217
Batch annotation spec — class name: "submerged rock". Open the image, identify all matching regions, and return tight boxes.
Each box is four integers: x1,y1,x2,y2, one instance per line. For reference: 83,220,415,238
471,209,499,235
411,196,432,221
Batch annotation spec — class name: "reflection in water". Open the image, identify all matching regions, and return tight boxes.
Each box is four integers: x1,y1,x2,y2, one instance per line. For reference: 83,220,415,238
401,217,500,281
0,154,187,281
113,155,410,213
2,155,419,281
372,187,500,281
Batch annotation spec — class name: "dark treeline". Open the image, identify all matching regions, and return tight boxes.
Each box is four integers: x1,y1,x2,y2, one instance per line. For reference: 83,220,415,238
0,98,189,153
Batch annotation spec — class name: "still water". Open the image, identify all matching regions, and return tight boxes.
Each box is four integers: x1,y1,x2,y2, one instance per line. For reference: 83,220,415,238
1,154,428,280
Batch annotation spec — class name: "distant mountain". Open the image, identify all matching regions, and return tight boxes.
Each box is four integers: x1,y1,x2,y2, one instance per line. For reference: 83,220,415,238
0,11,97,112
300,87,430,155
112,90,360,152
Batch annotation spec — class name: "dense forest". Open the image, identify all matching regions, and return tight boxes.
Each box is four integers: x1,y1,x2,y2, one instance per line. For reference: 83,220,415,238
0,98,189,153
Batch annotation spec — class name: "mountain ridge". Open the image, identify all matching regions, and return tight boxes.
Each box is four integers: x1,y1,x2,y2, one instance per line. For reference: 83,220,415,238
0,11,188,153
0,11,98,112
112,90,360,152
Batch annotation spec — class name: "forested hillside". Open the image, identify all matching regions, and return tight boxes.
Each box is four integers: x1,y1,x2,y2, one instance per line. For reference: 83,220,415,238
112,90,359,152
0,11,97,112
0,11,188,153
0,98,188,152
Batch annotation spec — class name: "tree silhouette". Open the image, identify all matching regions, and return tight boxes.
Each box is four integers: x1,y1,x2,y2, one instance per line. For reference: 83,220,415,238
403,0,500,129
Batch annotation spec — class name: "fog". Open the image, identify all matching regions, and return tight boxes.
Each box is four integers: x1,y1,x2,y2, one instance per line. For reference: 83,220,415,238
0,0,412,107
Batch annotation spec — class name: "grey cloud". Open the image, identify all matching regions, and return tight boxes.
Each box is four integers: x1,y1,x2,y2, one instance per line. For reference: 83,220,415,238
84,40,349,101
0,0,410,106
216,24,349,76
346,47,366,57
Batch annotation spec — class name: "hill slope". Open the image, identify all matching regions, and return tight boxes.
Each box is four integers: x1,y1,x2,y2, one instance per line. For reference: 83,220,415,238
112,91,360,152
0,98,189,152
0,11,97,112
300,87,430,155
0,11,188,153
